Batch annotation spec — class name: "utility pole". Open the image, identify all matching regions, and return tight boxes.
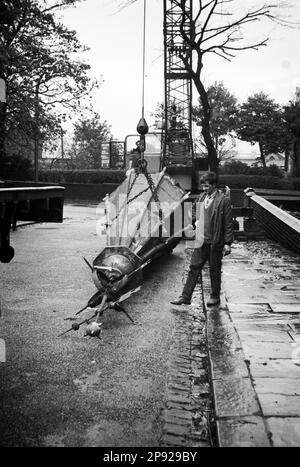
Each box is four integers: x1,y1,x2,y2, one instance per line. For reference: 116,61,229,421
0,76,7,162
34,81,40,182
60,127,64,159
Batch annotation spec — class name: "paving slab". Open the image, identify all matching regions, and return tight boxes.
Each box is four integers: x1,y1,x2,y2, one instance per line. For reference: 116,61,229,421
230,315,290,326
225,294,273,303
253,377,300,395
248,359,300,379
267,417,300,447
241,341,295,359
279,285,300,291
259,393,300,417
217,416,270,447
269,298,300,306
263,284,300,291
288,320,300,333
213,376,260,418
207,308,249,380
268,296,300,304
212,241,300,447
206,296,267,446
270,303,300,313
226,303,271,314
233,321,288,331
237,330,292,343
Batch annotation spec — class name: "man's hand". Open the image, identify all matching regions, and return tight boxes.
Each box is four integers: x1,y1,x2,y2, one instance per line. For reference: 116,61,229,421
223,244,231,256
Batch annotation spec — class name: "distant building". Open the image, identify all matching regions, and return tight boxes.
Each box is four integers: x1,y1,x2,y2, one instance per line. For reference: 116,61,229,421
264,153,285,168
220,139,285,168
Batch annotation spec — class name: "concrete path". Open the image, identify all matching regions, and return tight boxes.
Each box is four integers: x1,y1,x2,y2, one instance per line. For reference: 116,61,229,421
0,202,212,447
2,200,300,447
205,240,300,447
0,202,183,446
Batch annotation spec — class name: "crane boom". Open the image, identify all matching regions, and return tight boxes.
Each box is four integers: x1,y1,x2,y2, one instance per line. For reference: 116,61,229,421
163,0,193,171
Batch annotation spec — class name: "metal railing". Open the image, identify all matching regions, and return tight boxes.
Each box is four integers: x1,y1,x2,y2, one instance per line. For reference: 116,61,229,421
245,188,300,254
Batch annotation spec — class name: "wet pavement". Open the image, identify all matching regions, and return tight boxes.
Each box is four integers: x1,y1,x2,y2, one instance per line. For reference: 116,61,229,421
1,201,300,447
0,202,179,446
162,247,215,447
205,240,300,447
0,202,213,447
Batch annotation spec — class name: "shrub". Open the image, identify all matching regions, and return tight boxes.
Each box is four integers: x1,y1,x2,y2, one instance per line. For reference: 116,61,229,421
220,160,284,178
38,169,126,185
265,164,284,178
292,178,300,190
220,160,251,175
249,163,284,178
0,155,33,180
218,174,292,189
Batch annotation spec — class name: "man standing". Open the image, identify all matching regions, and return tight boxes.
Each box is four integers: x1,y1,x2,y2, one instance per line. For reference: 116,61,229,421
171,171,234,307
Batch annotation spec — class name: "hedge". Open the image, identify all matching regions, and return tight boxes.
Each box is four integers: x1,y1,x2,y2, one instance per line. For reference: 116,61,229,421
3,167,300,191
218,174,300,190
36,170,300,190
37,169,126,185
0,154,32,180
219,160,284,178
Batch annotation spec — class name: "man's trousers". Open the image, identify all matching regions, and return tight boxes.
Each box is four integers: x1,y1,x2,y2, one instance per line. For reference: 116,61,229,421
182,243,223,301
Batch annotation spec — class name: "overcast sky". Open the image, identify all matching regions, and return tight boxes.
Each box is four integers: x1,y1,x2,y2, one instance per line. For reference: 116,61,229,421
59,0,300,142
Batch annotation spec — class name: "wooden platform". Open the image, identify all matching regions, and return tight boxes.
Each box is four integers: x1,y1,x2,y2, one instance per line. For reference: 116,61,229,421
0,185,65,262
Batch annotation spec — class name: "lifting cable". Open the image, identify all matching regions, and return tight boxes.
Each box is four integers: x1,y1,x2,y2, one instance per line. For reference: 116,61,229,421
109,0,164,236
138,0,163,235
130,0,164,212
141,0,147,120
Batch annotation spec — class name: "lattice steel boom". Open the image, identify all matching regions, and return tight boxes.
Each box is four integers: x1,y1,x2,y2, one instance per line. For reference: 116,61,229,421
163,0,193,167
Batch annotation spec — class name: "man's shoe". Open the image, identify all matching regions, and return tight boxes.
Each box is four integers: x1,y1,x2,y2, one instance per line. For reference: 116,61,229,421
206,297,220,307
170,297,191,305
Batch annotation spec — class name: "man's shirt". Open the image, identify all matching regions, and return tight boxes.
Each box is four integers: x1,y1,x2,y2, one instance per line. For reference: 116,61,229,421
203,190,217,243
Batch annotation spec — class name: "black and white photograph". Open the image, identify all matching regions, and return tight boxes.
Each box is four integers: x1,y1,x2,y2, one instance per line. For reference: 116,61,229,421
1,0,300,452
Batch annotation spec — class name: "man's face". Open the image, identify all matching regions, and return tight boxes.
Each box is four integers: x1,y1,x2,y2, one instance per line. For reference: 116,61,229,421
201,181,216,196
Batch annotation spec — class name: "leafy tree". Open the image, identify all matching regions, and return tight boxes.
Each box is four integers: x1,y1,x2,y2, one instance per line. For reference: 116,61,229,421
220,159,283,178
284,95,300,139
110,141,125,169
120,0,293,174
236,92,287,168
0,0,97,168
193,81,239,161
152,82,239,161
283,88,300,176
72,113,112,169
151,101,186,130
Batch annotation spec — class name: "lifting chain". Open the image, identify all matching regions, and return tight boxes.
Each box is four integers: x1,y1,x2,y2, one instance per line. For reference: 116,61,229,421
110,161,151,224
140,161,160,206
138,159,164,235
109,157,164,236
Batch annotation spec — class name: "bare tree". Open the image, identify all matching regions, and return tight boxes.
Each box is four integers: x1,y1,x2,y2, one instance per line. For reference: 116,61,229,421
120,0,295,173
